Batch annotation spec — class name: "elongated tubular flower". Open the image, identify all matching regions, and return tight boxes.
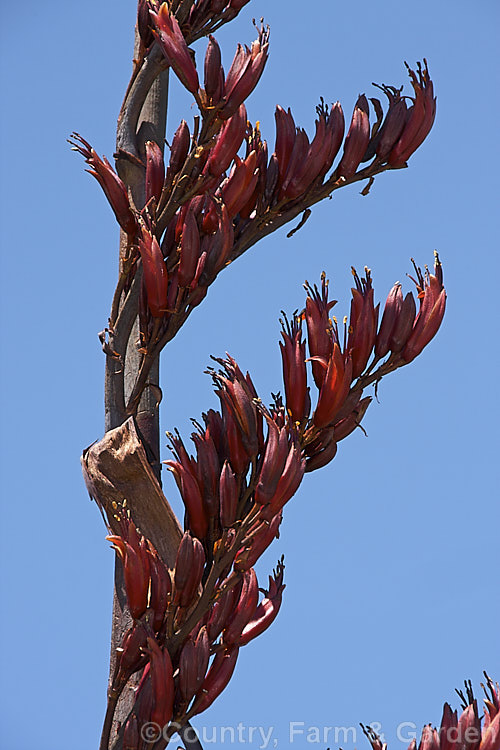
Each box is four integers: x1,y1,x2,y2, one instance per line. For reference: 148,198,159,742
402,252,446,362
234,511,282,571
106,523,150,620
223,568,259,644
304,274,337,389
147,543,172,632
274,106,296,189
146,637,175,729
312,343,353,429
220,25,269,118
164,458,208,540
145,140,165,205
237,560,285,645
280,313,309,424
347,266,379,379
150,4,199,95
190,645,239,716
178,204,201,288
69,133,137,236
254,418,290,505
179,627,210,704
335,94,371,179
205,104,247,177
204,35,223,105
138,225,169,317
388,60,436,167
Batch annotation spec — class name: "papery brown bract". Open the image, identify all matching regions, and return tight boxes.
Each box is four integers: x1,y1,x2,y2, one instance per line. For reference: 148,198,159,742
150,4,199,95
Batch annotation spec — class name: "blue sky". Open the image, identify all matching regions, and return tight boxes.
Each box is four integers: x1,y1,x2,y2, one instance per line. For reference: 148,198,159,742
0,1,499,749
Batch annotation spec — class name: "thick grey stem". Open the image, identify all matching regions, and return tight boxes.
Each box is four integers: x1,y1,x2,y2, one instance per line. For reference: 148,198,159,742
103,32,169,747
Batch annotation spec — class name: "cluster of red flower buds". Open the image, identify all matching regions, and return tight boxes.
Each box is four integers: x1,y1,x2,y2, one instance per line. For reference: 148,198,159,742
71,20,436,349
104,253,445,740
276,254,446,471
107,500,285,742
362,674,499,750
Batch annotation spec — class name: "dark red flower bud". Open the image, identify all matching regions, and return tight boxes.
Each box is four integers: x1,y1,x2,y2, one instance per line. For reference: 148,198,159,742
146,637,175,728
123,714,140,750
179,626,210,703
191,645,239,716
278,127,309,199
456,702,481,750
234,511,282,571
219,460,238,528
150,4,199,95
167,120,191,181
279,314,309,423
238,560,285,645
204,35,223,103
164,461,208,540
347,267,379,379
274,106,296,188
147,544,172,632
439,703,458,750
402,252,446,362
206,582,239,642
304,435,338,473
254,420,289,505
116,623,148,684
267,437,305,516
206,104,247,177
138,226,169,317
192,430,220,519
70,133,138,236
375,282,403,359
173,532,205,608
107,521,151,620
312,344,352,429
389,291,416,354
304,274,337,389
178,204,201,288
333,395,371,442
145,140,165,204
335,94,370,180
224,568,259,644
220,151,259,218
376,93,408,161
